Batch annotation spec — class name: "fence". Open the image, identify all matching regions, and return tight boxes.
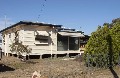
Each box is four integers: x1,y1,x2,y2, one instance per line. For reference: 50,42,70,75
85,53,120,68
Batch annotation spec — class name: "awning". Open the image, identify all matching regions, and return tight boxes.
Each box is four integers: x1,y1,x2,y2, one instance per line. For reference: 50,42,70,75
58,32,84,37
35,31,49,36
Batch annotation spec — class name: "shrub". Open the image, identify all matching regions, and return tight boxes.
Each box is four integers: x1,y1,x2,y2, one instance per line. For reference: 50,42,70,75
84,18,120,68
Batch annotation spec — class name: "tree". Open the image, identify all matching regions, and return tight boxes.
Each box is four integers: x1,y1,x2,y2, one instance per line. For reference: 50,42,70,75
84,25,110,68
9,42,32,57
84,18,120,68
9,31,32,60
110,18,120,65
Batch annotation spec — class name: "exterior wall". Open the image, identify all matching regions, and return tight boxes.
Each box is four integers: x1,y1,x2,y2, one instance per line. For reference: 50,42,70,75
1,25,24,56
0,40,2,48
23,25,58,55
1,36,4,53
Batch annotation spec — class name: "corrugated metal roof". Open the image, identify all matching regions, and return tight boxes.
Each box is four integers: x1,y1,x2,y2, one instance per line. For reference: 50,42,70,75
0,21,62,33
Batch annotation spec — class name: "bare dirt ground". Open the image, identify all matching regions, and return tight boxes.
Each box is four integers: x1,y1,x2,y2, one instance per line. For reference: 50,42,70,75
0,56,120,78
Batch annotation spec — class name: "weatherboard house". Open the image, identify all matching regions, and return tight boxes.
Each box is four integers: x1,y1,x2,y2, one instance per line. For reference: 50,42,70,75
0,21,84,58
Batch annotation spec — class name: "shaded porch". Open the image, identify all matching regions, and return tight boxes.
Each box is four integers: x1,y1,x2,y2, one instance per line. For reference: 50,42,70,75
57,32,82,51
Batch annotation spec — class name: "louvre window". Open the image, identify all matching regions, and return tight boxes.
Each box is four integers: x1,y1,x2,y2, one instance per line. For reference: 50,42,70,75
35,35,48,44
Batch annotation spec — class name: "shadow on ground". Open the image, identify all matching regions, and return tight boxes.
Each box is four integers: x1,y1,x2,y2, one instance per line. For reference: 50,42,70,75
109,67,119,78
0,64,15,72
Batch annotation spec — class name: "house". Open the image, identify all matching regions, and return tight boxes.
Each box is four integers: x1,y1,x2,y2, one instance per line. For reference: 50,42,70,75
0,21,84,58
80,35,90,52
0,39,2,47
0,39,2,60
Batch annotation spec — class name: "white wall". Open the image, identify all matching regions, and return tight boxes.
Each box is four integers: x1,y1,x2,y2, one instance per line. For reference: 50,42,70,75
23,25,58,55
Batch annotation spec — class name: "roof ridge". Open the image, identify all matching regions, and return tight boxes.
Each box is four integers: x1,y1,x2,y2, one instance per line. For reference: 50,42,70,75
0,21,62,33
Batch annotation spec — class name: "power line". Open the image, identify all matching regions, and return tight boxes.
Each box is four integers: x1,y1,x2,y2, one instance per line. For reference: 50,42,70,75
37,0,47,21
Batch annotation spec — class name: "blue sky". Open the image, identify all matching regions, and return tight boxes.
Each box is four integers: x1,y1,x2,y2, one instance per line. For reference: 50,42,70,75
0,0,120,35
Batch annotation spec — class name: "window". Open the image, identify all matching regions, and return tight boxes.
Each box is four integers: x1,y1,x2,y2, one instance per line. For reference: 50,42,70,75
35,35,48,44
9,33,11,38
15,31,19,43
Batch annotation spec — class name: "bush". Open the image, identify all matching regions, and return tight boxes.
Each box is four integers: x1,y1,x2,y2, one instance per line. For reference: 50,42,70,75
9,42,32,61
84,18,120,68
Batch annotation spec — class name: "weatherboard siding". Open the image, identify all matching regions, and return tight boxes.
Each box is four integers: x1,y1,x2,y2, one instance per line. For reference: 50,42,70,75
22,26,58,55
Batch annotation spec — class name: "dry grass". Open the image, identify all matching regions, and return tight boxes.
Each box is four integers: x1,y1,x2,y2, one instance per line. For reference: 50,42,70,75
0,56,120,78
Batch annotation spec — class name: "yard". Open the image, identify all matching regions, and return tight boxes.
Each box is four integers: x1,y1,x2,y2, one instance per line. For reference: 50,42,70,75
0,56,120,78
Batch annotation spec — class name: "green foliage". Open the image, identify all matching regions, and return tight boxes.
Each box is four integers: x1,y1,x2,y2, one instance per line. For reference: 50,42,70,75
9,42,32,56
84,18,120,68
9,31,32,56
110,19,120,65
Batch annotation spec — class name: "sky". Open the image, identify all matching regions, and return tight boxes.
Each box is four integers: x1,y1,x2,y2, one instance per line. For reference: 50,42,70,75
0,0,120,35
